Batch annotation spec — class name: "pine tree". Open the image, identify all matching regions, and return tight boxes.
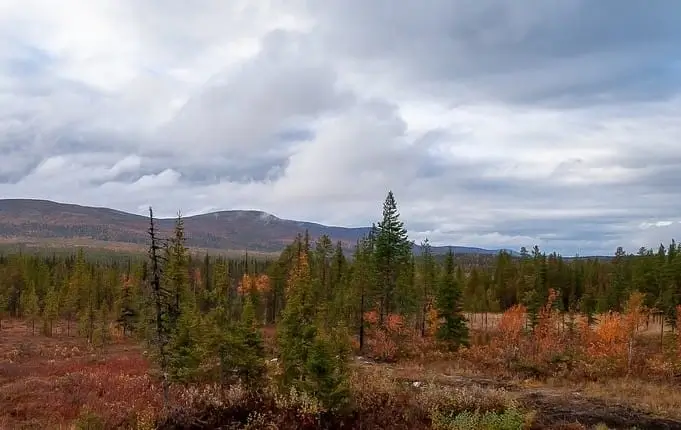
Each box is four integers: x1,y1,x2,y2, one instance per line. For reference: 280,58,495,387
374,191,413,323
206,258,264,390
328,241,349,328
165,213,190,325
278,242,317,385
116,279,138,337
166,302,204,383
350,235,376,352
435,249,469,350
21,282,40,336
59,277,78,336
419,239,436,336
277,240,350,409
0,287,8,331
164,213,204,384
77,274,97,344
93,306,111,350
42,284,59,336
303,326,351,411
232,295,266,388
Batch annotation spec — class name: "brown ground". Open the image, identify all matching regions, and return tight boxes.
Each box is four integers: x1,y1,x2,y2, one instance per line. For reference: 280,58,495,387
0,319,160,429
386,362,681,429
2,318,681,429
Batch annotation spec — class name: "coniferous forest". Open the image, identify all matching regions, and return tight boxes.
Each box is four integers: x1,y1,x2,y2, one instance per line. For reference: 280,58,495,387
2,192,681,429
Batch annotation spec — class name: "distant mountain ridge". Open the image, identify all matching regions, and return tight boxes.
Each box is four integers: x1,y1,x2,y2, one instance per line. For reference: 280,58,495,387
0,199,509,256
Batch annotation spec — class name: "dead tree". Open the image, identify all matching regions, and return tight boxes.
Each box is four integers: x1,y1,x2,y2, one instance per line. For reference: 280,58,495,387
148,207,171,407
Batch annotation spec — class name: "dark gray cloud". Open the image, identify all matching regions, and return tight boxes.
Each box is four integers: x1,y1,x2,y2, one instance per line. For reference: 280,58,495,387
310,0,681,105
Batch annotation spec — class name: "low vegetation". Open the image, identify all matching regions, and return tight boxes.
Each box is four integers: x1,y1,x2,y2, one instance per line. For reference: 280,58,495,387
2,192,681,429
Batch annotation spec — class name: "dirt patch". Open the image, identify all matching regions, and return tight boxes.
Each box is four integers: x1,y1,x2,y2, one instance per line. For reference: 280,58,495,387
393,369,681,429
522,389,681,430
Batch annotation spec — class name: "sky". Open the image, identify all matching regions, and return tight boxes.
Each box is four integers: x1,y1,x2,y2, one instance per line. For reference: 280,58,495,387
1,0,681,256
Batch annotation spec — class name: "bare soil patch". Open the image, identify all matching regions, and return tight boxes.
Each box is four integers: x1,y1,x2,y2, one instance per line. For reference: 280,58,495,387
390,364,681,429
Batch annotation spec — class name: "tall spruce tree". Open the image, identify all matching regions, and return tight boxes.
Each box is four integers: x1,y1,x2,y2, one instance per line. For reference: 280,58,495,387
165,214,204,384
374,191,413,323
435,249,469,350
278,239,317,385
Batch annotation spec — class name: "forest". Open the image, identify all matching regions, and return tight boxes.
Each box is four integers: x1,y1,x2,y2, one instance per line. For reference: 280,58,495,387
1,192,681,429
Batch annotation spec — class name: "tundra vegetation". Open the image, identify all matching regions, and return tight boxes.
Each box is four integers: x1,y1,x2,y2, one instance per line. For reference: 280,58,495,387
2,192,681,429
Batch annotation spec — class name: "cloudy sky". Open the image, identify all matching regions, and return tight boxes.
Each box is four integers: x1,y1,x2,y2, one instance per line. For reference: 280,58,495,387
1,0,680,256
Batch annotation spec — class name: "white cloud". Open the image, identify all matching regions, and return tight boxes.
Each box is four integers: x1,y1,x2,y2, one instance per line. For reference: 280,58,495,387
1,0,681,255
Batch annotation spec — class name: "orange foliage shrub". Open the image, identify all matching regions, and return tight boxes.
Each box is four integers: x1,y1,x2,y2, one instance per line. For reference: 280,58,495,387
623,292,646,336
363,310,379,325
532,289,562,360
425,307,440,337
497,304,526,345
472,291,659,377
362,311,417,362
386,314,404,332
238,273,271,295
369,328,399,361
585,312,627,360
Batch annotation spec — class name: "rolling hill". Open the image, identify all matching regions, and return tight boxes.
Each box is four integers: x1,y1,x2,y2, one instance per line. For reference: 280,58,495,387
0,199,506,256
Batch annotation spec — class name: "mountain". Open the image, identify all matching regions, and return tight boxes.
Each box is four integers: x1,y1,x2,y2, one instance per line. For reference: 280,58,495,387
0,199,507,256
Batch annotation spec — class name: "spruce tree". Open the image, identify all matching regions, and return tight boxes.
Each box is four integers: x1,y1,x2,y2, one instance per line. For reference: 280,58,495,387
59,277,78,336
78,281,97,344
419,239,436,336
42,284,59,336
167,302,204,383
0,288,7,330
232,295,266,388
435,249,469,350
116,280,138,337
206,259,234,388
93,306,111,350
374,191,413,323
205,259,265,390
329,241,349,328
350,235,376,352
21,282,40,336
164,214,204,384
277,239,349,410
278,241,317,385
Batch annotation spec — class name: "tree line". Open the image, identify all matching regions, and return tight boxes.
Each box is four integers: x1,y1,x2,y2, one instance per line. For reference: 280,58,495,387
2,191,681,407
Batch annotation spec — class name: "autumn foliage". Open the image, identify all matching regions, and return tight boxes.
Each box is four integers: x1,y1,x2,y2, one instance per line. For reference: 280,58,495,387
460,289,681,379
238,273,271,295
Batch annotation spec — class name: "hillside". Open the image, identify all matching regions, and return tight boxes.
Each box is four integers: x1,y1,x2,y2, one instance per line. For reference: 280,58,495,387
0,199,504,255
